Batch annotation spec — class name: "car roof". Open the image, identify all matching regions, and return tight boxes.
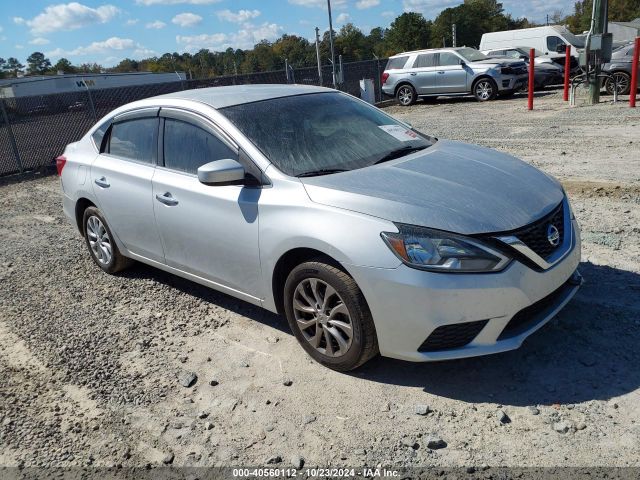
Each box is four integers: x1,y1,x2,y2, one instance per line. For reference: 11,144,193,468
152,84,331,109
390,47,468,58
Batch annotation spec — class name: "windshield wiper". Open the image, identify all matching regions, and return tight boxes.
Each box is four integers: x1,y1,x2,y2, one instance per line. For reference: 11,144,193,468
373,145,428,165
295,168,348,178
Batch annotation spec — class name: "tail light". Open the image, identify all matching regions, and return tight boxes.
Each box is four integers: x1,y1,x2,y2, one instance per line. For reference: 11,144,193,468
381,72,389,85
56,155,67,176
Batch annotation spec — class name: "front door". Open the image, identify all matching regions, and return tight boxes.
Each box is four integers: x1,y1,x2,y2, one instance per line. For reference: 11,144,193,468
151,112,263,299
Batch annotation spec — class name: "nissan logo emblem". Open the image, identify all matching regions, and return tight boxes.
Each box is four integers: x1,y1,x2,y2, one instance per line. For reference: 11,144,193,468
547,224,560,247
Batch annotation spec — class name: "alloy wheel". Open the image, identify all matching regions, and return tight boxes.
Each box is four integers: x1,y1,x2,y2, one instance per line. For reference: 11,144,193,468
398,86,413,106
292,278,353,358
475,80,494,100
606,73,630,95
86,215,112,265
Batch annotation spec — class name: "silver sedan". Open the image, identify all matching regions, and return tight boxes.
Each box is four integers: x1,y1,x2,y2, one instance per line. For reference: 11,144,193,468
59,85,582,371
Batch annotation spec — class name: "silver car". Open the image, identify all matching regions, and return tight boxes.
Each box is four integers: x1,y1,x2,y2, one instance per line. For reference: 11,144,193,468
59,85,582,371
382,47,529,105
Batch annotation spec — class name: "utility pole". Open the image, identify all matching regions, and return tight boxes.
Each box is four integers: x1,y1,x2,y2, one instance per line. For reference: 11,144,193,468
315,27,323,86
587,0,607,105
327,0,337,89
452,24,457,48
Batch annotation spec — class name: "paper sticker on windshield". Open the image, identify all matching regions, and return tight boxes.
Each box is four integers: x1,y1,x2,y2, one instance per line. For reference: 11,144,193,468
379,125,418,141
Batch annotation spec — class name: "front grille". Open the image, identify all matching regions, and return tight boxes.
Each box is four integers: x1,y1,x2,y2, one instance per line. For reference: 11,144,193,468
512,202,565,260
498,278,575,340
418,320,489,352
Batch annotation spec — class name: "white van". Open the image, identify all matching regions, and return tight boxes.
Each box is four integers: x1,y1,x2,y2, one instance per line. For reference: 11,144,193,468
480,25,585,58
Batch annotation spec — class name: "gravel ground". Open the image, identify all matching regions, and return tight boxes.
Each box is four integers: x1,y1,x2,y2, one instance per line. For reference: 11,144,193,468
1,89,639,473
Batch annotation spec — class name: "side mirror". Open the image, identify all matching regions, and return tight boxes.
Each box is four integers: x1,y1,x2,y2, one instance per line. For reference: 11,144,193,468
198,159,245,186
460,60,466,67
556,44,567,54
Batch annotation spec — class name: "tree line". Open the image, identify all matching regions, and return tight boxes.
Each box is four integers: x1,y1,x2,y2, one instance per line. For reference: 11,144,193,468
1,0,638,80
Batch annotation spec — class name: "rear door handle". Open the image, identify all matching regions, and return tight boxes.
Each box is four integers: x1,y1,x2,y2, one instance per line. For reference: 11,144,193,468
437,71,445,74
155,192,179,206
94,177,110,188
410,72,417,76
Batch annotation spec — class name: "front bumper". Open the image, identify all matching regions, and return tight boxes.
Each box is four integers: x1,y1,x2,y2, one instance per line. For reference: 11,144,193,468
344,219,582,362
496,74,529,91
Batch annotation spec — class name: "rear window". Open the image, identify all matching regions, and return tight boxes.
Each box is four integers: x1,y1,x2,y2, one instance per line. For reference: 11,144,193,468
385,56,409,70
108,118,158,164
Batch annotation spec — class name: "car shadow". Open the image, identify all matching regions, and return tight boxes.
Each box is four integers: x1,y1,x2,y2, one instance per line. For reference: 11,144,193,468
121,260,638,407
351,262,640,407
119,262,289,335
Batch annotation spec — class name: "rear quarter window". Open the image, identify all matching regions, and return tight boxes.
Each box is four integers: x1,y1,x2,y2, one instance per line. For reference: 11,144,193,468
91,120,111,152
385,56,409,70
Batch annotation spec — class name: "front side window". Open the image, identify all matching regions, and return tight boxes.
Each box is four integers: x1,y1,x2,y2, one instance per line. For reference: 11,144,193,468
546,36,565,51
221,92,434,177
108,117,158,164
438,52,461,66
414,54,436,68
162,118,237,174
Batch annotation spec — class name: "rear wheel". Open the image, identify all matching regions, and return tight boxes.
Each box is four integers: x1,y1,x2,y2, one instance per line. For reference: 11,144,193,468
83,206,132,274
396,84,417,106
473,78,497,101
284,260,378,371
604,71,631,96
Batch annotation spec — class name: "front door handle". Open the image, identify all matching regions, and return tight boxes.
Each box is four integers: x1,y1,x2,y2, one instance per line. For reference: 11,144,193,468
155,192,179,206
94,177,110,188
437,71,445,74
410,72,417,76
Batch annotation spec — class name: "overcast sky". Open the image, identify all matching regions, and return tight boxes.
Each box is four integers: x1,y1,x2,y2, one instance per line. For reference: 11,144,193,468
1,0,576,67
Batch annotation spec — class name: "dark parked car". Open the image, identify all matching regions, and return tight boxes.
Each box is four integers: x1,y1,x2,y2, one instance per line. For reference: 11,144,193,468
603,43,639,95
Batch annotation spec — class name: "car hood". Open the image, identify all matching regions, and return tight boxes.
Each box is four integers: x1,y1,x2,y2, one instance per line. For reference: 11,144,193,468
300,140,564,235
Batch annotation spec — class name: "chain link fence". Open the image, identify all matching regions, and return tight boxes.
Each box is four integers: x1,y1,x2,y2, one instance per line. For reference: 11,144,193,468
0,58,388,177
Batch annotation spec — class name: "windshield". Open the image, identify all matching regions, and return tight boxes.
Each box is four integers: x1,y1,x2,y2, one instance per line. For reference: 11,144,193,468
561,30,585,48
456,47,487,62
220,92,433,177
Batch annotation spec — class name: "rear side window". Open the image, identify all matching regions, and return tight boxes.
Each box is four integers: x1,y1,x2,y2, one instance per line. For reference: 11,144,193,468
414,53,436,68
438,52,461,66
108,117,158,164
163,118,237,175
385,56,409,70
92,120,110,151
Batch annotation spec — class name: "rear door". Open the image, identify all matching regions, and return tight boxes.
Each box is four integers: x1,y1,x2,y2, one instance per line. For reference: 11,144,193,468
151,109,263,299
409,53,438,94
91,109,165,262
436,52,468,93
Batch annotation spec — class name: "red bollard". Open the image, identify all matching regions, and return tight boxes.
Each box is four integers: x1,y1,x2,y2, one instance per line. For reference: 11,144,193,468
563,45,571,102
527,48,535,110
630,37,640,108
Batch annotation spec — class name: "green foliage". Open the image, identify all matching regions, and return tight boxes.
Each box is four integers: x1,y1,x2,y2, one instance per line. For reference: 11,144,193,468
4,57,24,77
565,0,640,32
52,58,77,74
26,51,51,75
385,12,432,54
431,0,531,49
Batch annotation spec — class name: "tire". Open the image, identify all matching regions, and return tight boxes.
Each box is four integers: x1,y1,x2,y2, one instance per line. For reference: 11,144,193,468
473,78,498,101
283,260,378,371
604,71,631,96
396,84,417,106
82,206,133,274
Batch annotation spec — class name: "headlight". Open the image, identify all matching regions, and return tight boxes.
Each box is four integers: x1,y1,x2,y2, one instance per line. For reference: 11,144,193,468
381,224,511,273
500,66,514,75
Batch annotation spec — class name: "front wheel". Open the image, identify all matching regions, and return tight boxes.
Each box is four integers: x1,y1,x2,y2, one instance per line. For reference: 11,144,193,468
473,78,497,101
284,260,378,371
604,72,631,96
396,84,417,106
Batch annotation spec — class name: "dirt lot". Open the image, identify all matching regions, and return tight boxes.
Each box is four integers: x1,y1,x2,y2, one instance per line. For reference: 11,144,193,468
1,90,639,473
